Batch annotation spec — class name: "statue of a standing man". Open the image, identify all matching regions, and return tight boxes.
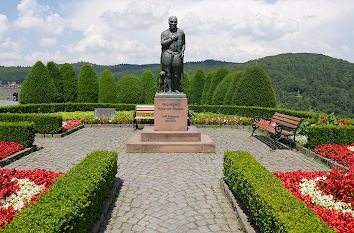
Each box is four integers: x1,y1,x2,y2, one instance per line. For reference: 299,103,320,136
160,16,185,93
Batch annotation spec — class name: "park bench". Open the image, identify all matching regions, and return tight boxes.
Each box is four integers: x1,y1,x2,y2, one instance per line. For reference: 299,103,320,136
133,105,155,129
251,112,303,148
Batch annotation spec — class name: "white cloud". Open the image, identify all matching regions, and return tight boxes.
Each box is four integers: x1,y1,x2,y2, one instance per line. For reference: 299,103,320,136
40,37,57,47
14,0,65,35
0,15,9,39
24,51,66,65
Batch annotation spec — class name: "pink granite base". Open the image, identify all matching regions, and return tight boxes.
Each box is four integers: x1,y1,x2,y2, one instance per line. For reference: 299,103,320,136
126,126,215,153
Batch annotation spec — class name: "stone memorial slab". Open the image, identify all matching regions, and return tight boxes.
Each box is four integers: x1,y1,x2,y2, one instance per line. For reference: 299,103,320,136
94,108,116,119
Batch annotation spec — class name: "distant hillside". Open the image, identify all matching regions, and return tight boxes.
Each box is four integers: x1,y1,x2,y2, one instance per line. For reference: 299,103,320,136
0,53,353,117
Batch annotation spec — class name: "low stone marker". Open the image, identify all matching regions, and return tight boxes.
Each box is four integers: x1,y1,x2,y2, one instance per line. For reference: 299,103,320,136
94,108,116,119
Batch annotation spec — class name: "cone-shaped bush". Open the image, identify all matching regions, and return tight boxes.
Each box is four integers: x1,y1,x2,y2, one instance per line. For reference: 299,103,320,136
224,71,244,105
190,69,205,104
77,64,99,103
141,70,156,104
232,66,277,107
206,68,229,105
19,61,57,104
212,72,237,105
60,63,77,102
201,70,215,105
98,70,116,103
116,74,144,104
181,71,191,99
47,61,62,102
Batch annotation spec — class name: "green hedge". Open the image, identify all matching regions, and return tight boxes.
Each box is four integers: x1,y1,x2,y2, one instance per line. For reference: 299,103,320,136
0,121,35,147
223,151,334,232
307,125,354,149
5,150,118,232
0,113,62,134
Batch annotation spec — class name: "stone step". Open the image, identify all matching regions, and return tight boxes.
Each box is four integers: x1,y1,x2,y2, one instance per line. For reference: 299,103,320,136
141,126,201,142
126,133,215,153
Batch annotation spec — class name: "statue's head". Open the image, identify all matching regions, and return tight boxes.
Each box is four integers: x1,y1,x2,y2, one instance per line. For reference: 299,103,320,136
168,16,177,30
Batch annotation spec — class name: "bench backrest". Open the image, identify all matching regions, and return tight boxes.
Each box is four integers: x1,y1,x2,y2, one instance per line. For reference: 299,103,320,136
271,112,303,129
135,105,154,114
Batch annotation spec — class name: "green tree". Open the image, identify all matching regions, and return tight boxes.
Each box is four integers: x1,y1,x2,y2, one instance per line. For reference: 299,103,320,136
206,68,229,104
77,64,99,103
19,61,57,104
116,74,144,104
232,66,277,107
201,70,216,105
181,71,191,99
212,72,237,105
47,61,62,102
141,70,156,104
60,63,77,102
98,70,116,103
224,71,244,105
190,69,205,104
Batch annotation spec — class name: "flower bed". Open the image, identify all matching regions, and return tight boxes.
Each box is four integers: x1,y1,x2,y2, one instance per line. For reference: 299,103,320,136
0,142,24,160
190,112,253,126
274,167,354,232
62,120,82,131
315,144,354,167
0,168,62,230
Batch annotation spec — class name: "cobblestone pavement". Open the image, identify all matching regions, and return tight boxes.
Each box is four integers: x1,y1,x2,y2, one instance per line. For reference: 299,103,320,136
4,126,329,232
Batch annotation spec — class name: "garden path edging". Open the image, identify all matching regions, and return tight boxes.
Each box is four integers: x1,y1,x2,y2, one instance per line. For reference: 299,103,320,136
0,146,36,167
219,178,258,233
35,124,84,138
296,143,348,170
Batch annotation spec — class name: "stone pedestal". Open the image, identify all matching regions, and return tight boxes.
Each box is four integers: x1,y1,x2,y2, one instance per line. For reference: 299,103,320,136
126,93,215,153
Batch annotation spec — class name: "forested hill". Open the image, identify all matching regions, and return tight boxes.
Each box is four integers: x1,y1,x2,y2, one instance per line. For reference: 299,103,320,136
0,53,353,117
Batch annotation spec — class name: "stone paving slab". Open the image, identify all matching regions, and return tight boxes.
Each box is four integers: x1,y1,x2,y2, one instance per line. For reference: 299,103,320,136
4,127,329,232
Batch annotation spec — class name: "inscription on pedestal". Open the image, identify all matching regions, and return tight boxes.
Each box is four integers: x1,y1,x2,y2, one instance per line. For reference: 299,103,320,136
154,98,188,131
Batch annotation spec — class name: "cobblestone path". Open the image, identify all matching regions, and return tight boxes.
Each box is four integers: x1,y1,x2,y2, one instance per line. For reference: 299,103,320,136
4,126,329,232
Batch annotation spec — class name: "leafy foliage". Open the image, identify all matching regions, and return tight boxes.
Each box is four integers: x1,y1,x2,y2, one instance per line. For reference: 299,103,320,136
59,63,77,103
0,121,35,148
98,70,116,103
190,69,205,104
224,71,243,105
232,66,276,108
181,71,191,99
307,125,354,149
116,74,143,104
206,68,229,104
212,72,236,105
47,61,63,102
201,70,215,105
18,61,57,104
141,70,156,104
77,64,99,103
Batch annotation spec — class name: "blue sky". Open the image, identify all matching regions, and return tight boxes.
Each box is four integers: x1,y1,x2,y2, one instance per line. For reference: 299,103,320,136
0,0,353,66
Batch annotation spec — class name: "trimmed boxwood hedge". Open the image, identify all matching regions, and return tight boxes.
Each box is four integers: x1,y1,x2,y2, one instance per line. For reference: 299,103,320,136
0,121,35,147
0,113,62,134
5,150,118,232
223,151,334,232
307,125,354,149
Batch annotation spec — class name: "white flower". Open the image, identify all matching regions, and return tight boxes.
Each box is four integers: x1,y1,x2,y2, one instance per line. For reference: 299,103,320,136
300,177,353,215
347,146,354,152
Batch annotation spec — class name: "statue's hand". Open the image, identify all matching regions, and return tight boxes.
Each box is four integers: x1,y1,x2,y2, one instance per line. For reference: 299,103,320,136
171,35,178,41
180,52,184,59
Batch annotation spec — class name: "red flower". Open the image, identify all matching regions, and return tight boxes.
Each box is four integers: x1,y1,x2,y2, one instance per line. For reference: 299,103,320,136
0,142,24,159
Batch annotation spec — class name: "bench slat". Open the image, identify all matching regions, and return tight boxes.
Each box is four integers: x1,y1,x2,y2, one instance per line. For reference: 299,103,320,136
254,122,293,136
135,116,154,120
136,110,155,114
274,112,303,122
272,117,300,128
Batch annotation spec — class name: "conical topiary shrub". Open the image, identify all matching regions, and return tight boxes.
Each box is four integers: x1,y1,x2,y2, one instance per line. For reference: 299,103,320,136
60,63,77,102
212,72,237,105
19,61,57,104
224,71,244,105
181,71,191,99
116,74,144,104
47,61,62,102
201,70,215,105
98,70,116,103
141,70,156,104
206,68,229,105
77,64,99,103
190,69,205,104
232,66,277,107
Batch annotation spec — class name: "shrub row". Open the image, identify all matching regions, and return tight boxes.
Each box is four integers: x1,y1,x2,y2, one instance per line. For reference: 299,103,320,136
5,150,118,232
0,121,35,147
223,151,334,232
0,113,62,134
307,125,354,149
0,103,136,114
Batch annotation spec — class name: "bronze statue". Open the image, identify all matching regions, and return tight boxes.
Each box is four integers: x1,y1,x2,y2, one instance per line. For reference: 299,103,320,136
160,16,185,93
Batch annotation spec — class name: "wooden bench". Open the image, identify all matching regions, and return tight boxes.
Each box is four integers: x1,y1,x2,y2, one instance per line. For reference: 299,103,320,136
251,112,303,147
133,105,155,129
